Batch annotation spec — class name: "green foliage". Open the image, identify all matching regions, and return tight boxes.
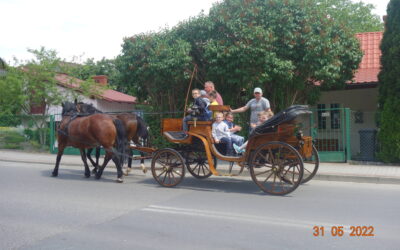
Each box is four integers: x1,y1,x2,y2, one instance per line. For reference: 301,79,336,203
315,0,383,33
117,30,192,111
378,97,400,162
377,0,400,163
117,0,363,112
64,57,121,90
0,129,25,149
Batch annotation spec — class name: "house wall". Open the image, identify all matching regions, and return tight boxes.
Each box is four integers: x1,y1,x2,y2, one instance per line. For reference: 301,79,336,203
317,87,379,158
96,100,135,113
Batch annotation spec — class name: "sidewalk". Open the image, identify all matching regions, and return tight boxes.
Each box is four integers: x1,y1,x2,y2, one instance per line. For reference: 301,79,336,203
1,149,400,185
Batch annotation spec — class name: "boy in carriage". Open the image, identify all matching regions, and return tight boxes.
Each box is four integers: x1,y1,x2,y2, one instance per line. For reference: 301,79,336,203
212,112,234,156
224,112,244,147
233,110,274,154
183,88,211,132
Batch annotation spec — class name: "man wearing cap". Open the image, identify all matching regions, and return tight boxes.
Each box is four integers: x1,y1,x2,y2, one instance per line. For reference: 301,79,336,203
231,87,271,127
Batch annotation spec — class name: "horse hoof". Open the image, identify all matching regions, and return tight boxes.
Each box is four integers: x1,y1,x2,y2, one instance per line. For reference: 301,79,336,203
51,172,58,177
124,168,131,176
95,174,101,179
116,178,123,183
141,164,147,174
85,174,90,178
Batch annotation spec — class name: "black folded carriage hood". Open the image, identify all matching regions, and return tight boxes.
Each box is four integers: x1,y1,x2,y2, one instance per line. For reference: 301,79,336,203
251,105,312,136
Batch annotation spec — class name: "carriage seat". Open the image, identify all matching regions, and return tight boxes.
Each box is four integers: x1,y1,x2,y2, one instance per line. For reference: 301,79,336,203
163,131,188,141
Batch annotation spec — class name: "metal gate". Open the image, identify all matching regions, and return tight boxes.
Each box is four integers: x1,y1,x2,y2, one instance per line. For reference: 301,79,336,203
310,107,351,162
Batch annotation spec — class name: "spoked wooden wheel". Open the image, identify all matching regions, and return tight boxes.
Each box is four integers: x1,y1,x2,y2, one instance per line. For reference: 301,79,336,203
249,142,304,195
185,150,217,179
151,148,185,187
301,145,319,184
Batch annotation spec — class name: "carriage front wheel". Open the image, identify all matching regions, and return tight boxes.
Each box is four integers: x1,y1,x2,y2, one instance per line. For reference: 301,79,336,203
249,142,304,195
151,148,185,187
185,150,217,179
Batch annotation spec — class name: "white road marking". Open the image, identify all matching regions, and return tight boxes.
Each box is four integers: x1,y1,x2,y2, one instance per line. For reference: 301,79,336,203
142,205,352,232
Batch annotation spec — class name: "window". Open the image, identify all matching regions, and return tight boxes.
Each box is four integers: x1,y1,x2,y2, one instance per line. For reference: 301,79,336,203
317,104,326,129
330,103,340,129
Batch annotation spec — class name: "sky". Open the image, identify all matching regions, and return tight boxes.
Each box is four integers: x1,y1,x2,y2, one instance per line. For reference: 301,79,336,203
0,0,390,65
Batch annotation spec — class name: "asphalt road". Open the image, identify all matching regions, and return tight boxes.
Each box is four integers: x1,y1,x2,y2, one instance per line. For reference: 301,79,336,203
1,160,400,250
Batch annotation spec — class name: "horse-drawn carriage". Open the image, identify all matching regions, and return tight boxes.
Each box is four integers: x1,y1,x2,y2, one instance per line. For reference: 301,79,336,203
54,101,318,195
149,105,319,195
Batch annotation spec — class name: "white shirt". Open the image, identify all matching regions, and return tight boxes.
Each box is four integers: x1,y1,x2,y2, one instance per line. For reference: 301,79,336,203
212,121,231,141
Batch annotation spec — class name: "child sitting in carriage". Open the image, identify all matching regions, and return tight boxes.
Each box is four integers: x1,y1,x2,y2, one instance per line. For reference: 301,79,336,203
183,88,211,132
224,112,244,147
212,112,234,156
233,110,274,154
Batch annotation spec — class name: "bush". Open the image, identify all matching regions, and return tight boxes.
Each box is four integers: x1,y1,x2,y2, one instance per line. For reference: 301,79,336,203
378,97,400,163
4,143,22,149
4,133,25,143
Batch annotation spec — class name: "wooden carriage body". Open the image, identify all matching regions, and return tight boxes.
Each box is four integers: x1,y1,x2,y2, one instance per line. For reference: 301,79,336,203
161,105,313,177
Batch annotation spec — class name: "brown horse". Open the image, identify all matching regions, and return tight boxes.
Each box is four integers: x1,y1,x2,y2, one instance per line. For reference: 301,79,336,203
76,101,149,175
52,101,128,182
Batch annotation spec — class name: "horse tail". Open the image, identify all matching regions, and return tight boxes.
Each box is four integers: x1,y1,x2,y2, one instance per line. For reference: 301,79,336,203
113,119,128,166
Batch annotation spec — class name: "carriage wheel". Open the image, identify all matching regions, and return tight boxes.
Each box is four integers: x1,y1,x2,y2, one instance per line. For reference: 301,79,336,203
185,150,217,179
301,145,319,184
249,142,304,195
151,148,185,187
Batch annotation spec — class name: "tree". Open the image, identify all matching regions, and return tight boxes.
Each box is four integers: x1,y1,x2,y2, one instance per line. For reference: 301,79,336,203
118,0,365,112
377,0,400,162
65,57,121,90
315,0,383,33
117,30,192,111
202,0,363,110
0,47,102,147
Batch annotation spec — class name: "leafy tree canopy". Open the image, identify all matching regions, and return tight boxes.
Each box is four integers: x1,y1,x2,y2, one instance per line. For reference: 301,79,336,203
377,0,400,163
118,0,364,111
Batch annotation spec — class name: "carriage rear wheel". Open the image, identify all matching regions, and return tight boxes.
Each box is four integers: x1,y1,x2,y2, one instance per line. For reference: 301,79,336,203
185,150,217,179
249,142,304,195
301,145,319,184
151,148,185,187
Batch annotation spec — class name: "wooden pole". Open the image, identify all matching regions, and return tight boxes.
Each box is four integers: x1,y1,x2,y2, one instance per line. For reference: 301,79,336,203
183,64,197,118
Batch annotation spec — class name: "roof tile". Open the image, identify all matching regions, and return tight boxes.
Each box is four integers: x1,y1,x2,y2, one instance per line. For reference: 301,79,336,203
352,31,383,84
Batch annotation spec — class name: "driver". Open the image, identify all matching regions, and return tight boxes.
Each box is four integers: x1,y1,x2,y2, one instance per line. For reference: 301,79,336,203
183,88,209,132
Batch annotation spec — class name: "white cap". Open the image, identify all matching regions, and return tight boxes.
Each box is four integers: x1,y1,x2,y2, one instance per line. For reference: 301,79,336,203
254,87,263,94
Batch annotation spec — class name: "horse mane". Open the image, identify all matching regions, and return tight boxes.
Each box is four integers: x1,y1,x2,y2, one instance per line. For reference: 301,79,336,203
78,102,103,114
62,101,78,116
136,115,149,139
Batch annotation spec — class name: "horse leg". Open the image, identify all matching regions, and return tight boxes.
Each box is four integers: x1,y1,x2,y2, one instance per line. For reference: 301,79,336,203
95,146,100,167
140,151,147,173
52,145,65,177
109,154,124,183
95,150,112,180
86,148,97,172
80,149,91,178
124,147,133,176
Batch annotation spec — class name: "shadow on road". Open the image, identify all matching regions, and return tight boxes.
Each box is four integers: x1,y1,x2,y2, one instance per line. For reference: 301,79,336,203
40,168,124,183
136,176,295,197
